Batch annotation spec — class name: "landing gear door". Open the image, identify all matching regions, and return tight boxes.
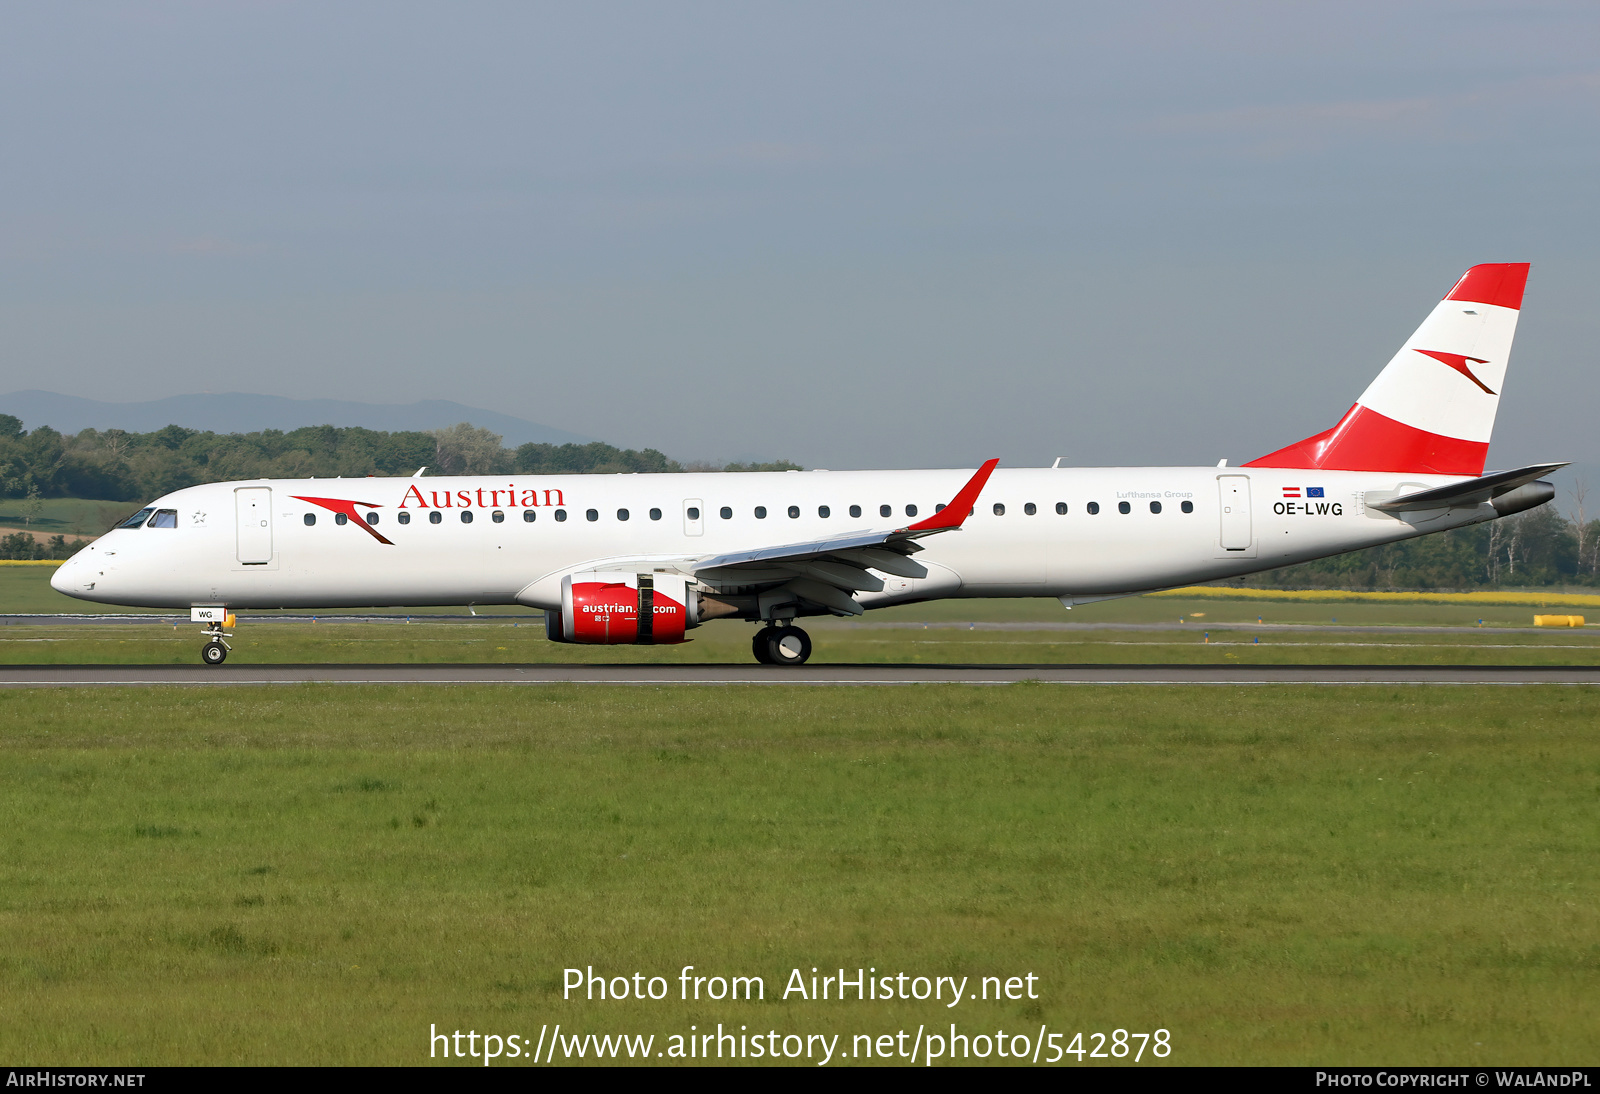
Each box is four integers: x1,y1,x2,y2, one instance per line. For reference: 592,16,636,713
235,487,273,564
1216,475,1256,558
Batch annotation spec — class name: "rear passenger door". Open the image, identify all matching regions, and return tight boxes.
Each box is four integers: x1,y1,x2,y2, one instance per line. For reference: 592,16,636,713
1216,475,1254,556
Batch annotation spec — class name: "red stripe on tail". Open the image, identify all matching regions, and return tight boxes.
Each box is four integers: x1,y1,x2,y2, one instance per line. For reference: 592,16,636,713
1444,263,1529,310
1241,404,1488,476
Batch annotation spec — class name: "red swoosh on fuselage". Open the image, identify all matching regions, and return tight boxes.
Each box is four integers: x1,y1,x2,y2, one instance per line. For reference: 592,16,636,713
291,495,395,545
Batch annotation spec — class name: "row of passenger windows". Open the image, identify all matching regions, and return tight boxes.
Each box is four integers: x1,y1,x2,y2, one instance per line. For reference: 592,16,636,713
696,503,925,520
303,498,1196,527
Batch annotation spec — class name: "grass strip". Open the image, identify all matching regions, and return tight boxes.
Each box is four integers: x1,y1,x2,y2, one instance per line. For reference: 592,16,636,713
0,684,1595,1065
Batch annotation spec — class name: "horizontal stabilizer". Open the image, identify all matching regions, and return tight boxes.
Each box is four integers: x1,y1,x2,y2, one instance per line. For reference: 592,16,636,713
1369,462,1567,513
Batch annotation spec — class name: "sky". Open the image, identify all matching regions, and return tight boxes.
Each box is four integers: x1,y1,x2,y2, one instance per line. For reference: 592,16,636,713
2,2,1597,486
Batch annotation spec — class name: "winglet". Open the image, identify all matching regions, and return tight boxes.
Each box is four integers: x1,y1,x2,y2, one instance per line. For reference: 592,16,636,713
903,459,1000,533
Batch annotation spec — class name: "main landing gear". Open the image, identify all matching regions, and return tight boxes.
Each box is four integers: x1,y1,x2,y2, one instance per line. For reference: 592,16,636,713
752,624,812,666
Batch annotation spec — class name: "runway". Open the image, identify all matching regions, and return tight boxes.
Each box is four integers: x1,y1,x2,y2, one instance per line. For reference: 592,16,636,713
2,614,1595,638
3,663,1600,686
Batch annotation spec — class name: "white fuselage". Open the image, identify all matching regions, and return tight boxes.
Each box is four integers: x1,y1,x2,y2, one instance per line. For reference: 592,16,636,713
52,466,1493,612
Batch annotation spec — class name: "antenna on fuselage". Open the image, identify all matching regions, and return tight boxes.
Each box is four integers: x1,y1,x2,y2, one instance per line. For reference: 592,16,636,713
413,467,427,477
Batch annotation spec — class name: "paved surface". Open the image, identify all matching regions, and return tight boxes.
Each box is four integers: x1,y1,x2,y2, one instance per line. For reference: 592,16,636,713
2,614,1595,637
4,663,1600,686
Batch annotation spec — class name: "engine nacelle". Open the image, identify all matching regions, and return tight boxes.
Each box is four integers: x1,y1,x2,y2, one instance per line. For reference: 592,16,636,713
547,571,696,644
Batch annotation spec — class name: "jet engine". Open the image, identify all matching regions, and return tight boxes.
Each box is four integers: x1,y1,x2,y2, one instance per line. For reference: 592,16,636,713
546,571,698,644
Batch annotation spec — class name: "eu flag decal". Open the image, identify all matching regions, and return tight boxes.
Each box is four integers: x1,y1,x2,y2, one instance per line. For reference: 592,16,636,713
1306,487,1324,498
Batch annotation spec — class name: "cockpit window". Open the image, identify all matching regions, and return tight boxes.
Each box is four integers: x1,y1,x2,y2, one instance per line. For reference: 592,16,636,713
147,509,178,528
119,508,155,529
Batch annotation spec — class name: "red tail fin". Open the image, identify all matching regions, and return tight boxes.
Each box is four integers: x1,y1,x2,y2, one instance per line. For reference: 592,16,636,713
1245,263,1528,476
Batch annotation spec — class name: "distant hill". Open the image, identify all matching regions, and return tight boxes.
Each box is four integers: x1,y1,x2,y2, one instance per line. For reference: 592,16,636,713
0,391,593,447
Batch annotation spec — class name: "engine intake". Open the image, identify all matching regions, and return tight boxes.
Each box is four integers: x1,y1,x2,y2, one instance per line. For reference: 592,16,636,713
547,571,697,644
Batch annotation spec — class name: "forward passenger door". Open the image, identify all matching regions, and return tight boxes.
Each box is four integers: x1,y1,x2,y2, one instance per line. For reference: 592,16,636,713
235,487,273,564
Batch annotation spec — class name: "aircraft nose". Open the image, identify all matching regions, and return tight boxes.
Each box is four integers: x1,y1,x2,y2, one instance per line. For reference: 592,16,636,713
51,553,94,596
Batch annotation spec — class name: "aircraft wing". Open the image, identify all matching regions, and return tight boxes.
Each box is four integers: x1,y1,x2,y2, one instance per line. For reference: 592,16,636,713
1369,462,1568,513
685,459,998,614
542,460,998,617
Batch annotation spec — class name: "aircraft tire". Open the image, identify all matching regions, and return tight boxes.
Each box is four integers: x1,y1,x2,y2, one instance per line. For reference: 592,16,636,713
202,641,227,666
765,626,811,666
752,628,776,664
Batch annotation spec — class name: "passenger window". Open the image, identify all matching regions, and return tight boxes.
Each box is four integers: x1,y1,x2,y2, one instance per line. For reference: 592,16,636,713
818,505,830,518
522,510,535,522
618,509,629,521
335,513,348,526
879,505,891,518
1149,501,1162,514
149,509,178,528
492,510,505,523
1118,501,1130,514
585,509,598,522
686,507,700,521
649,508,662,521
1024,502,1036,516
429,511,442,524
754,506,767,519
787,505,800,518
1181,500,1194,514
993,503,1005,516
1055,502,1067,515
1087,502,1100,515
461,511,474,523
935,503,945,512
849,505,861,518
366,513,380,525
720,506,733,519
399,512,411,525
303,513,316,526
905,504,918,517
120,508,156,529
555,509,568,522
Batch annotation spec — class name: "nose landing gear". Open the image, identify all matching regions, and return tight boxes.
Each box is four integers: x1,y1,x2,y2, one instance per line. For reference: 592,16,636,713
752,624,812,666
202,636,229,665
192,608,235,666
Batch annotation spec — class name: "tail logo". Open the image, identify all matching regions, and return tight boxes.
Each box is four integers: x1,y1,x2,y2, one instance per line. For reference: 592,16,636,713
1414,349,1495,395
290,495,395,545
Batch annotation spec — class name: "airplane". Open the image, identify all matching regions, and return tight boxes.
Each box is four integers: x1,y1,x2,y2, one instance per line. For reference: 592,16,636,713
51,263,1561,667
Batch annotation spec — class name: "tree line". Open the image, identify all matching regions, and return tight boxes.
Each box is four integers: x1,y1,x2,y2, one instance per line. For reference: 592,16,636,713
1235,501,1600,591
0,415,799,505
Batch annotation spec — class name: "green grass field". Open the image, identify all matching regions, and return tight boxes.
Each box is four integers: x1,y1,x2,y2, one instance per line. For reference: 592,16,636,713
3,617,1600,666
6,561,1600,669
1,685,1595,1065
0,498,133,538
